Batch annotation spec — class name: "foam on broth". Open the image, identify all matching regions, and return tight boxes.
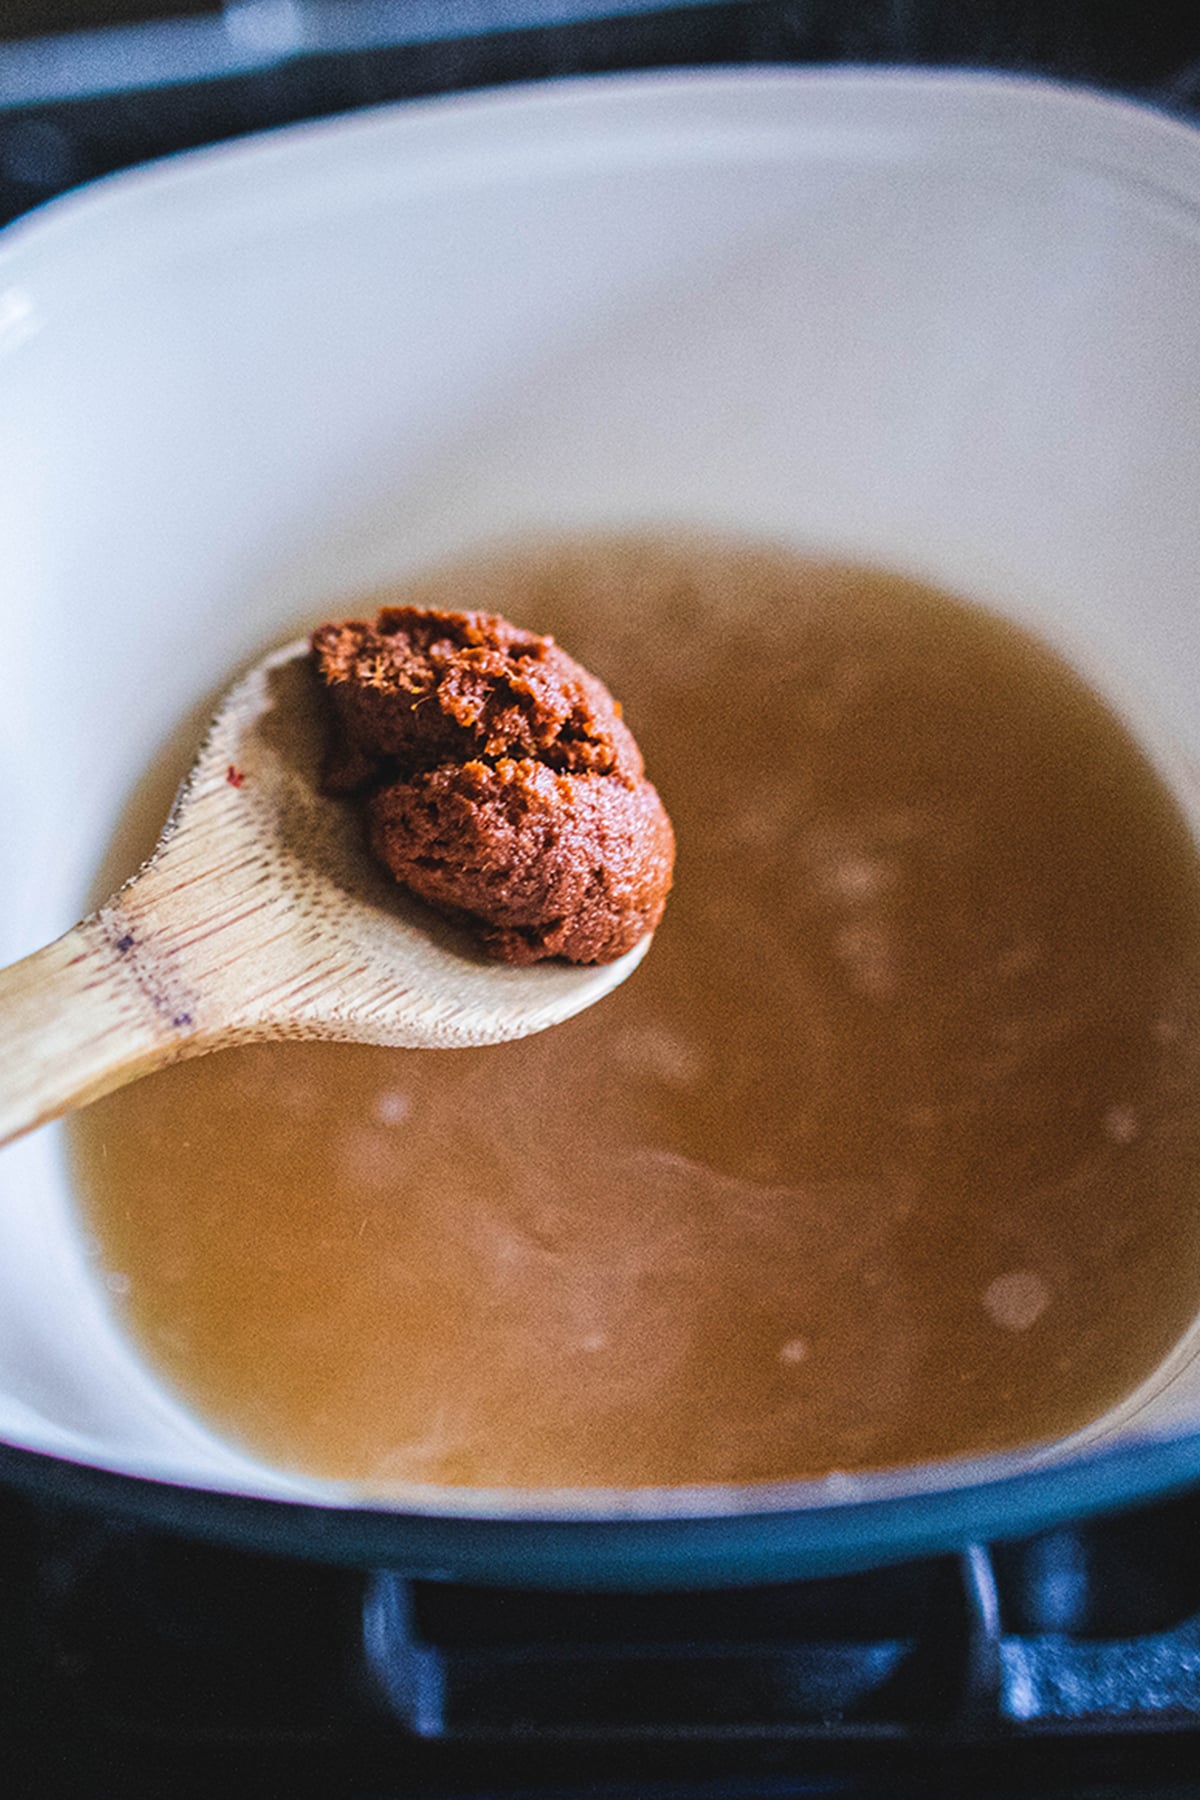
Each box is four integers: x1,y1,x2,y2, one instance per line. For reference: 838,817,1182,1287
68,537,1200,1492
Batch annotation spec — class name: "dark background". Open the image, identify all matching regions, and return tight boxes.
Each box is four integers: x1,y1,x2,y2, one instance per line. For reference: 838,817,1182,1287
3,1,1200,229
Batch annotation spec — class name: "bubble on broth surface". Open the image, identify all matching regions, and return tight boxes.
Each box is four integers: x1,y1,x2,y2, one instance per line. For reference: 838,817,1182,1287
983,1271,1051,1333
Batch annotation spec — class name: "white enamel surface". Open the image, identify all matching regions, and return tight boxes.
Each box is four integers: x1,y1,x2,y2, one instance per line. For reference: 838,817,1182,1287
4,69,1200,1516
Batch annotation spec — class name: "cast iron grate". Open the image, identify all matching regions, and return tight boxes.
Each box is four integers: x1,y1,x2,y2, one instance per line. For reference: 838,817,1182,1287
5,1486,1200,1795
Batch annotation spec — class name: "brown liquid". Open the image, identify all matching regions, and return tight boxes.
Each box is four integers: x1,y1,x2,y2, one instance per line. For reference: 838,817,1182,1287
68,538,1200,1491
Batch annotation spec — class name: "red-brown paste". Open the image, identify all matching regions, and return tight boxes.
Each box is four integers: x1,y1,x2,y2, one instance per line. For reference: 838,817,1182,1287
310,606,675,963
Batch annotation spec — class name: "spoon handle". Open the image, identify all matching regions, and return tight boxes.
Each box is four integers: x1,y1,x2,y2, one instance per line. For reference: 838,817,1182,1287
0,915,190,1148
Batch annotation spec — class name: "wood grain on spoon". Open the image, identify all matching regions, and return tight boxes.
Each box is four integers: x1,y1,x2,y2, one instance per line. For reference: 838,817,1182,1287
0,641,650,1148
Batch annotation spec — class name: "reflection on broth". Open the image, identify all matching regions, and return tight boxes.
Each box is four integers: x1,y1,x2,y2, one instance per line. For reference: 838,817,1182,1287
68,537,1200,1491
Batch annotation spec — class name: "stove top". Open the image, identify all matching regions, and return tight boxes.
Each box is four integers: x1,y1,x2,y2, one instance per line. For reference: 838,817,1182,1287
5,1482,1200,1796
6,4,1200,1794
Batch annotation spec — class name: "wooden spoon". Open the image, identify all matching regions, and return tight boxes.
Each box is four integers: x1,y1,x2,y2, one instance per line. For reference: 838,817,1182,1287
0,641,649,1148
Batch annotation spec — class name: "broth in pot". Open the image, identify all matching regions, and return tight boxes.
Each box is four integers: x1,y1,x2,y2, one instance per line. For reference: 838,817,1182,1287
68,536,1200,1493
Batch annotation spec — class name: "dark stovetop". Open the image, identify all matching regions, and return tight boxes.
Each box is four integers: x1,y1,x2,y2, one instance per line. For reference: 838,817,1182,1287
6,5,1200,1796
7,1479,1200,1797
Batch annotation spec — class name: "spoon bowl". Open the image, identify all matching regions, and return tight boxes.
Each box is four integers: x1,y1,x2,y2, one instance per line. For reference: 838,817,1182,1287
0,640,649,1147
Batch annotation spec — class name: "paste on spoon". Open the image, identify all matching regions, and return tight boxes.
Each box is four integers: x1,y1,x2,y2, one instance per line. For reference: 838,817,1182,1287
311,606,675,963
